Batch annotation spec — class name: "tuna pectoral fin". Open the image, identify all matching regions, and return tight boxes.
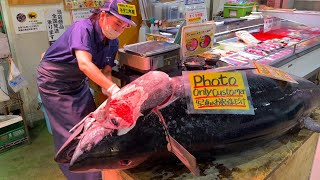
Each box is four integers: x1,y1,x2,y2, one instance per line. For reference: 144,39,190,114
303,117,320,133
152,109,200,176
167,136,200,176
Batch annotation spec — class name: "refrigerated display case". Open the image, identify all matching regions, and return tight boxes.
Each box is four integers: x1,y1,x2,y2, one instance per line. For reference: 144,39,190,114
212,17,320,79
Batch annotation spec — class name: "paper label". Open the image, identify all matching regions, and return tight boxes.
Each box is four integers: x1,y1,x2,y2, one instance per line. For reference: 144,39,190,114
183,71,254,115
185,4,207,25
71,8,93,22
12,8,46,34
45,9,65,42
253,62,298,84
117,3,137,16
184,0,205,5
181,23,215,58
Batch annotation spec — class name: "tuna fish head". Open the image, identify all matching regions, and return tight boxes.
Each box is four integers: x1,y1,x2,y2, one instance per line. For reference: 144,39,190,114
61,71,174,172
69,84,149,167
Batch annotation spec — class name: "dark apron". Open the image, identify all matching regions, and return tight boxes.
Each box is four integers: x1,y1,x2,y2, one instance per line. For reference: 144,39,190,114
37,59,101,180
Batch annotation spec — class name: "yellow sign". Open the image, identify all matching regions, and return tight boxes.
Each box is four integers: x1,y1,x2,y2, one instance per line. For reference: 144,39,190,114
253,62,298,84
117,3,137,16
146,34,169,42
188,72,251,111
187,17,201,23
181,22,216,58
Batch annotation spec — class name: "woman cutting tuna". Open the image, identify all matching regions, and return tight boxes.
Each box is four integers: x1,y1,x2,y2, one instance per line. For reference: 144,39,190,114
36,0,136,179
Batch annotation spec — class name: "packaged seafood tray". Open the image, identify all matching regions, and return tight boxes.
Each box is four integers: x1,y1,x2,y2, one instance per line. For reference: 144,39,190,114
245,48,268,56
218,37,248,52
220,57,250,66
227,52,262,61
245,41,285,56
219,51,263,66
295,36,320,53
198,48,236,57
235,31,260,45
259,48,294,63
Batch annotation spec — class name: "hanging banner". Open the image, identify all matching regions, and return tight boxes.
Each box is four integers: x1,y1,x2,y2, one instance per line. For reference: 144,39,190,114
182,71,254,115
45,9,65,42
71,8,93,22
12,8,46,34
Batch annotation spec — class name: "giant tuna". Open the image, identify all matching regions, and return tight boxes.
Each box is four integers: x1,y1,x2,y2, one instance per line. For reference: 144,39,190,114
55,66,320,174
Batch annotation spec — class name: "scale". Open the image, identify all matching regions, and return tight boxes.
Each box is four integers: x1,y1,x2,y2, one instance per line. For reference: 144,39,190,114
118,41,181,73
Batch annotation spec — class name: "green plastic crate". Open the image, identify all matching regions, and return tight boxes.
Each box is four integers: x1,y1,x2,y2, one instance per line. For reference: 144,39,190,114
224,3,258,18
0,122,26,147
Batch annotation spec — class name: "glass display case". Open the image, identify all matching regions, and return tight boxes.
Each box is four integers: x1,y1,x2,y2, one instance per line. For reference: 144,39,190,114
210,17,320,78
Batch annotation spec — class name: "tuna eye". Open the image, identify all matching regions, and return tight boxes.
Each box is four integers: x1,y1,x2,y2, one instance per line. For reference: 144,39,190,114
119,159,132,166
111,118,119,126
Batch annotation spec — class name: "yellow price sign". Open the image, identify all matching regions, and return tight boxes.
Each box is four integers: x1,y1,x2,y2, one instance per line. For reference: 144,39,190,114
187,17,201,23
253,62,298,84
187,71,252,112
146,34,169,42
117,3,137,16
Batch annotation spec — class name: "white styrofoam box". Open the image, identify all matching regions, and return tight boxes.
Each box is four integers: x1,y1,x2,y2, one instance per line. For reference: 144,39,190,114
218,37,248,52
0,115,23,128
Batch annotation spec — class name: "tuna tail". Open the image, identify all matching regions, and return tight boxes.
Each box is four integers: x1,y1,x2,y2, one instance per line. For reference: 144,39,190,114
303,117,320,133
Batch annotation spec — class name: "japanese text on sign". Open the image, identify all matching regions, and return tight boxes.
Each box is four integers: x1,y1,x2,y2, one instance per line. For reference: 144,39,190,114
185,4,207,25
45,9,65,42
117,3,137,16
253,62,298,84
183,71,254,115
71,8,93,22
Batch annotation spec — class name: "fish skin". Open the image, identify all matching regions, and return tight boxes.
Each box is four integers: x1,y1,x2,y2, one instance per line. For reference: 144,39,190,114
59,69,320,172
55,71,173,164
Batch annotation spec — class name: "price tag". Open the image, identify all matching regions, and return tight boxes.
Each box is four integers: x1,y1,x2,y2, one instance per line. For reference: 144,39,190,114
117,3,137,16
253,62,298,84
185,5,207,25
264,18,273,32
146,34,169,42
182,71,254,115
181,22,215,58
184,0,204,5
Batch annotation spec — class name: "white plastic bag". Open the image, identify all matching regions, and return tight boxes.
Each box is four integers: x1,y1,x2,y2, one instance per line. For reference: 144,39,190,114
0,32,10,58
7,58,28,92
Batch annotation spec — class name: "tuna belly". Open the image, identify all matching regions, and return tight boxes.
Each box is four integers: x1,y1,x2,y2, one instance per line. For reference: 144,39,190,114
151,93,306,152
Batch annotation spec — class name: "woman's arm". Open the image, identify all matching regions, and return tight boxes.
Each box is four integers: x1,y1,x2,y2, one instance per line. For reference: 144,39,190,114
76,50,114,90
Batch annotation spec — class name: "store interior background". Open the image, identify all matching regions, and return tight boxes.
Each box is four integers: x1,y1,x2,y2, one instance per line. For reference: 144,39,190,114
1,0,320,127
